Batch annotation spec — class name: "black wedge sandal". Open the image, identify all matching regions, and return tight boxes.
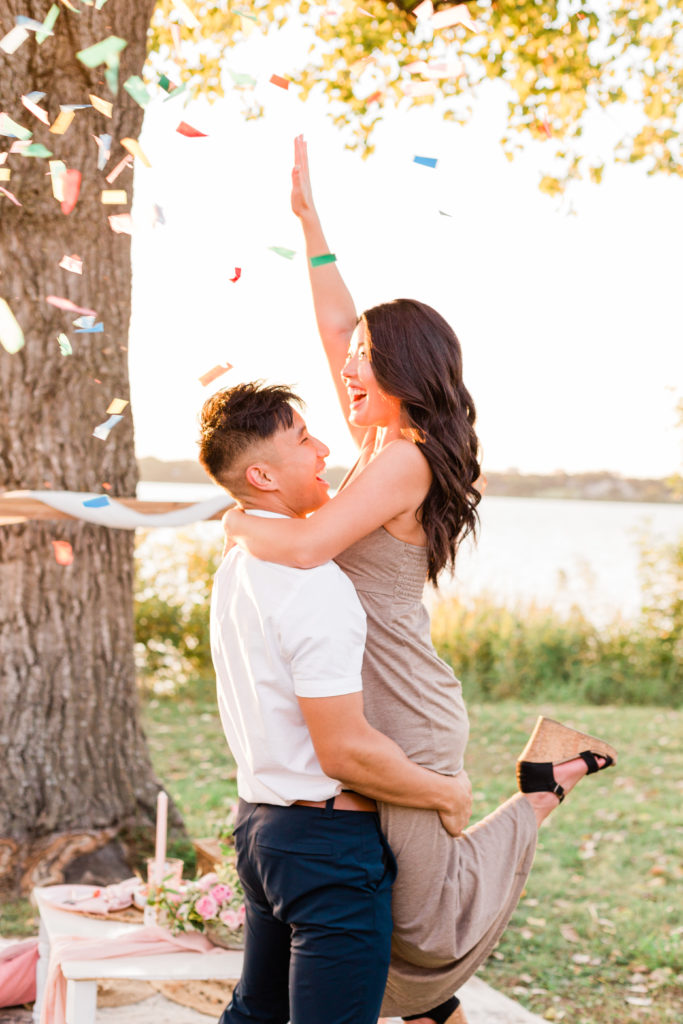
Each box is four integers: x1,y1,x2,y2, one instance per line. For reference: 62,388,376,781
516,716,617,802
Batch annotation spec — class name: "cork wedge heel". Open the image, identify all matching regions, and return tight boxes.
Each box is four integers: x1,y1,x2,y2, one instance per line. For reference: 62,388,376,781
517,716,617,803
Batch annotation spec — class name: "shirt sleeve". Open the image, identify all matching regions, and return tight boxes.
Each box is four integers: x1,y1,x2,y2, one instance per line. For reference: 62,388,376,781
278,565,366,699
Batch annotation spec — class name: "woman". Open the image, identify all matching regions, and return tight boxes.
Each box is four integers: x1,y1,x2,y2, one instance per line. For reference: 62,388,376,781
223,136,616,1024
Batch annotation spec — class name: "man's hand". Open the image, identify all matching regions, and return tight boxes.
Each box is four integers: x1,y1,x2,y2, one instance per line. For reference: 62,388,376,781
438,770,472,837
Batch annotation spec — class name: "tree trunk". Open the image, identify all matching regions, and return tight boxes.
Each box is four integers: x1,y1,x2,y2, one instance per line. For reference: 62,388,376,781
0,0,173,896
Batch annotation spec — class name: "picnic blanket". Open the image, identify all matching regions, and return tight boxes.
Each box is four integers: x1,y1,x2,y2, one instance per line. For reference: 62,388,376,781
0,937,39,1007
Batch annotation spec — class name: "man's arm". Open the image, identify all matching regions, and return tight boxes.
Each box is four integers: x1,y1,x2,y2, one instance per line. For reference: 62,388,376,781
298,692,472,836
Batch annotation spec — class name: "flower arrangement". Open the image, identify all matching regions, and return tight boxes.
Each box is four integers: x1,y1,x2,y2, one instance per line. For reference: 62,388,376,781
148,855,246,948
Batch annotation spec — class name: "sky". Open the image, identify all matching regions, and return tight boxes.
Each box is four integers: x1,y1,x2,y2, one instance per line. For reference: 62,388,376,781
128,17,683,478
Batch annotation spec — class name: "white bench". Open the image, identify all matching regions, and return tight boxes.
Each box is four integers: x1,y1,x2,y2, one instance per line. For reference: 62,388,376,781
61,950,244,1024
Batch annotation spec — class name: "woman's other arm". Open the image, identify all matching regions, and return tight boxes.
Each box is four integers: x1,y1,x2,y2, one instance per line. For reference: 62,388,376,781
292,135,366,448
225,439,431,567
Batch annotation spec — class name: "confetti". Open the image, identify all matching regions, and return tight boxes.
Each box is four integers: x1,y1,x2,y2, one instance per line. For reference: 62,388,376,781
95,0,109,8
108,213,133,234
0,168,10,181
76,36,127,69
228,70,257,87
438,209,453,217
101,482,112,490
233,7,258,21
176,121,207,138
49,160,67,200
0,114,32,140
0,187,22,207
162,82,188,102
59,254,83,274
101,189,128,204
60,0,82,12
93,414,123,440
105,155,133,183
310,253,337,267
52,540,73,566
123,76,151,108
49,109,76,135
92,132,112,170
83,495,110,508
23,143,54,158
268,246,296,259
431,6,479,31
36,5,59,45
151,203,165,227
57,333,72,356
60,169,81,214
270,74,290,90
365,90,383,104
173,0,201,28
403,81,436,98
0,298,25,354
73,316,95,329
413,155,438,168
0,27,30,55
46,295,97,316
230,267,241,283
120,137,151,167
16,15,53,34
21,94,50,126
199,363,233,387
107,398,128,414
74,322,103,334
89,94,113,117
170,23,182,60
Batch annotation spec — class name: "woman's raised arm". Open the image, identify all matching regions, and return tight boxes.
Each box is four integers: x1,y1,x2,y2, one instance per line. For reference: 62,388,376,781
224,438,431,568
292,135,365,448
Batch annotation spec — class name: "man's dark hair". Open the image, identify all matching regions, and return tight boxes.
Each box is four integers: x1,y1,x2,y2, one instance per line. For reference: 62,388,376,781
198,381,303,494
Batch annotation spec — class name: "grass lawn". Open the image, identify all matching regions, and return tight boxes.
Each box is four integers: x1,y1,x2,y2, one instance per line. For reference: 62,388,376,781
3,687,680,1024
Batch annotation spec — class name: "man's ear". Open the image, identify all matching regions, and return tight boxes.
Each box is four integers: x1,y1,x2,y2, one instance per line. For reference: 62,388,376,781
245,462,278,492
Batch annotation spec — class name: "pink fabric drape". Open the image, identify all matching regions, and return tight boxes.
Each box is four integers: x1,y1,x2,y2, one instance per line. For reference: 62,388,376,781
0,938,39,1007
41,925,226,1024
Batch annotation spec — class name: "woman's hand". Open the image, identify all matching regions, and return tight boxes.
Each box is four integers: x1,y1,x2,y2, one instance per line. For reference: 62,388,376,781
221,506,246,559
438,769,472,837
291,134,316,220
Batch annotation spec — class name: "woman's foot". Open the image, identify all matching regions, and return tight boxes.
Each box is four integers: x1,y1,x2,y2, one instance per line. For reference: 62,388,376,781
523,753,610,827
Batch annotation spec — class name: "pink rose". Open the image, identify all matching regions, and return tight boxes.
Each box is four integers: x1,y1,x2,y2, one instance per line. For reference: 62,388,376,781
237,904,246,925
210,884,233,904
197,872,219,891
219,909,240,929
195,894,218,920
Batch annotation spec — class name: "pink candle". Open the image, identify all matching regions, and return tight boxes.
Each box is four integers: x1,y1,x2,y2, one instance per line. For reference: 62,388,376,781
154,790,168,881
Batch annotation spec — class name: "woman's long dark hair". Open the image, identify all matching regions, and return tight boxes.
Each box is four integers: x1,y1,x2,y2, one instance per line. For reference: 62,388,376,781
362,299,481,585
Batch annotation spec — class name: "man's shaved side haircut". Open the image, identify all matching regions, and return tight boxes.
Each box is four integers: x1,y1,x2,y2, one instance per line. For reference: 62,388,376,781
198,381,303,494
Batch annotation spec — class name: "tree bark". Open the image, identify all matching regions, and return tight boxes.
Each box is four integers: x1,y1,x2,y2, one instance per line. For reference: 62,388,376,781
0,0,171,895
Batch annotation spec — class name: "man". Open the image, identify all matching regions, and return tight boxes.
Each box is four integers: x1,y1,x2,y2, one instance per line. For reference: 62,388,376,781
198,382,471,1024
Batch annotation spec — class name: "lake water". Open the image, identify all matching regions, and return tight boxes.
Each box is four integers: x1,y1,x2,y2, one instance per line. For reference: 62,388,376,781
138,482,683,626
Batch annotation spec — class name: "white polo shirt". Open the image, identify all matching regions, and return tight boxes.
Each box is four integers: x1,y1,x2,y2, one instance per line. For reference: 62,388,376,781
210,510,367,806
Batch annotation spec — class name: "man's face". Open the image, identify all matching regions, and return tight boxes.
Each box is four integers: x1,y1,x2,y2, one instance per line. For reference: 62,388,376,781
266,410,331,516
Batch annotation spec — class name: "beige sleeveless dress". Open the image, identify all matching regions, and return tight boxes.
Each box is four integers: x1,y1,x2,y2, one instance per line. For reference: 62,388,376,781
335,528,538,1017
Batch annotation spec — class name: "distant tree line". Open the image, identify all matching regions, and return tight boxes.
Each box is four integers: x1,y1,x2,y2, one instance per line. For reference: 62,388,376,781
139,458,681,504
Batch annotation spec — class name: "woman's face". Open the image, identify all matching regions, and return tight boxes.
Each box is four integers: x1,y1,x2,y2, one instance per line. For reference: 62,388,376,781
341,321,401,428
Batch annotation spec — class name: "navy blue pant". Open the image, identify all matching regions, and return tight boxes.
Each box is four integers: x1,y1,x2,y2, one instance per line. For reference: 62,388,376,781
218,798,396,1024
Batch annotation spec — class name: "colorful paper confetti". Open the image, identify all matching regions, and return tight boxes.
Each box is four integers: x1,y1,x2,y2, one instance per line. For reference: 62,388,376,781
21,94,50,126
49,109,76,136
230,267,241,283
76,36,127,69
83,495,110,508
0,27,30,55
0,187,22,207
52,540,74,566
36,5,59,45
59,254,83,274
105,155,133,184
310,253,337,267
49,160,67,200
268,246,296,259
270,74,290,90
123,76,151,108
89,94,113,117
108,213,133,234
413,155,438,168
101,189,128,204
0,114,32,140
46,295,97,316
60,169,81,214
173,0,201,29
23,144,53,158
57,333,72,356
106,398,128,414
176,121,207,138
0,298,25,354
93,414,123,440
92,132,112,170
120,137,151,167
198,363,233,387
